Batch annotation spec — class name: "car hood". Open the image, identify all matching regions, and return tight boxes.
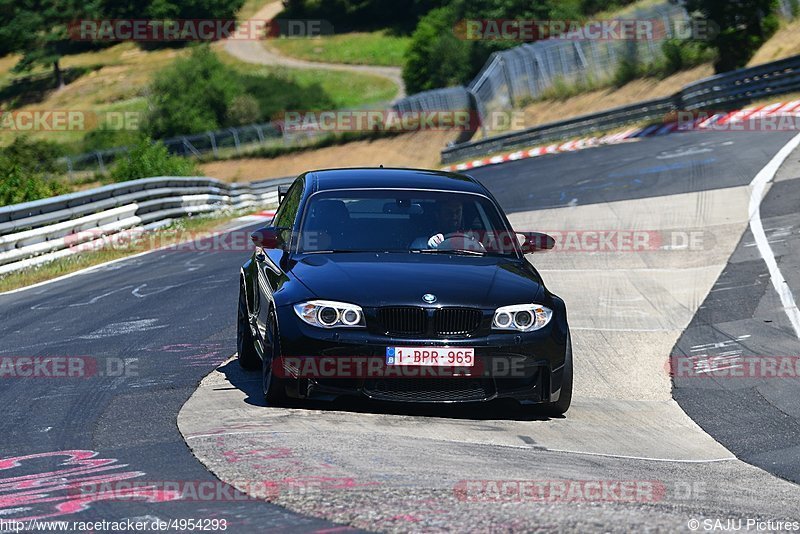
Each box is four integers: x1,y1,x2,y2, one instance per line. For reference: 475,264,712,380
288,252,543,308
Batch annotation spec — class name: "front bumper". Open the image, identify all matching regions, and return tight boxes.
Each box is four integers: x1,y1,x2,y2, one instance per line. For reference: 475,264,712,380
274,306,569,404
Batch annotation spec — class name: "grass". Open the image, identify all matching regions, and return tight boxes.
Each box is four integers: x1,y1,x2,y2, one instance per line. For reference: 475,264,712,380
238,0,272,21
593,0,665,20
0,43,183,149
0,39,397,152
266,31,410,67
0,210,253,293
219,51,398,107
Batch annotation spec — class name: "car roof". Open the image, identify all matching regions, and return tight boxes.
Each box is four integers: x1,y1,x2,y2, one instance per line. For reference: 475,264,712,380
303,167,489,195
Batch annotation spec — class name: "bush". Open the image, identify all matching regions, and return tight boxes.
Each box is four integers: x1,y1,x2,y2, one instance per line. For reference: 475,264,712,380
82,123,142,152
1,137,64,174
0,164,66,206
0,138,67,206
109,136,197,182
234,72,333,118
280,0,443,33
661,39,715,76
403,6,471,94
613,42,643,87
146,46,242,138
146,47,336,138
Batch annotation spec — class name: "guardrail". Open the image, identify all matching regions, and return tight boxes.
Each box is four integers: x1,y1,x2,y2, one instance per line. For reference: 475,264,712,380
0,176,290,276
441,54,800,164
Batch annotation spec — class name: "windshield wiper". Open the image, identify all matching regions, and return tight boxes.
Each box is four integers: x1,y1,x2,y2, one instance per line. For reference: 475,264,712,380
415,248,486,256
303,249,408,254
303,249,367,254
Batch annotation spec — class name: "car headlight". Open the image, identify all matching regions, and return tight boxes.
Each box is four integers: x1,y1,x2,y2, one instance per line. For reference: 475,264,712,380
293,300,365,328
492,304,552,332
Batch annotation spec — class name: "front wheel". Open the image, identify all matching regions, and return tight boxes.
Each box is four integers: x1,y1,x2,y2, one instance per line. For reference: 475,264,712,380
540,334,573,417
263,311,288,405
237,283,260,371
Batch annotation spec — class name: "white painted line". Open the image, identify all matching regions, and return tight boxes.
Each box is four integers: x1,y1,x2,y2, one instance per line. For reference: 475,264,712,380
748,132,800,338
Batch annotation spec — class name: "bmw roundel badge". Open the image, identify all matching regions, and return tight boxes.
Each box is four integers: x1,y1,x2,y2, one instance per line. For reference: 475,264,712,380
422,293,437,304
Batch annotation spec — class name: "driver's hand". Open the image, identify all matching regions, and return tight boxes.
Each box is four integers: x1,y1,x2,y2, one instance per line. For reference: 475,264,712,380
427,233,445,248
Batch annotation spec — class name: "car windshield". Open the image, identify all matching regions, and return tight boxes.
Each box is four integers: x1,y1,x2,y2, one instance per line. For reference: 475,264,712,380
297,189,518,256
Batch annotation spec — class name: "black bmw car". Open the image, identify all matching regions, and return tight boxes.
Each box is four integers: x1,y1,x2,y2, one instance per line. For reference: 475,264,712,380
238,168,572,415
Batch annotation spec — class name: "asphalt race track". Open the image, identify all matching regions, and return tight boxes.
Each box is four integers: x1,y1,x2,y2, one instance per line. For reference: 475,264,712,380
673,149,800,485
2,130,800,532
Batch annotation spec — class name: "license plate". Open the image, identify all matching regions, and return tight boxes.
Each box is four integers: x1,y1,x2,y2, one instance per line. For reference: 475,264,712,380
386,346,475,367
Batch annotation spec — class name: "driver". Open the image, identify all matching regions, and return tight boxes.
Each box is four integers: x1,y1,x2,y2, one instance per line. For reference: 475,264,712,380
411,199,476,249
426,199,463,248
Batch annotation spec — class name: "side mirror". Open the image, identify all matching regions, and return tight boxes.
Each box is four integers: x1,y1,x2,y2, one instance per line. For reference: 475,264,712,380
519,232,555,253
251,226,283,249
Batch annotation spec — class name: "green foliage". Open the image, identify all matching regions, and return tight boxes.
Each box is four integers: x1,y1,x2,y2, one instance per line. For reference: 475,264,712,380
82,123,142,153
578,0,638,15
280,0,446,33
612,41,645,87
109,136,197,182
0,164,66,206
402,0,601,93
684,0,780,73
0,0,102,86
99,0,244,50
146,47,334,138
101,0,244,20
1,137,64,173
234,72,333,118
0,138,67,206
0,0,244,88
403,5,471,93
146,46,240,138
661,38,716,75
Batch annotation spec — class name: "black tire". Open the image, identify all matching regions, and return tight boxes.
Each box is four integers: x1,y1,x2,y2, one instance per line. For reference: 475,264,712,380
263,311,288,405
237,282,261,371
540,334,573,417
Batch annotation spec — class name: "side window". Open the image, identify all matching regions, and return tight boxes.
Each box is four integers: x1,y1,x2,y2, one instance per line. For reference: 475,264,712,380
272,179,303,245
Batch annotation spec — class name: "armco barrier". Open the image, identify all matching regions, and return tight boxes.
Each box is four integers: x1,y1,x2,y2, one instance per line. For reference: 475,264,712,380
0,176,291,276
441,54,800,164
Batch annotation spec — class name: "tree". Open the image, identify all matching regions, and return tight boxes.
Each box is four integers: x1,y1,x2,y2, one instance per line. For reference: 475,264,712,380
402,0,579,93
403,5,471,93
684,0,779,72
0,0,102,88
146,46,242,138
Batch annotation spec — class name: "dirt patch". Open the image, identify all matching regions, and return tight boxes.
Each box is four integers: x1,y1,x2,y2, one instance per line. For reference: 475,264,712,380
199,130,460,181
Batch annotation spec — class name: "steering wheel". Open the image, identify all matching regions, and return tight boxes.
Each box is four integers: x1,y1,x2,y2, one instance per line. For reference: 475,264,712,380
439,232,486,252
